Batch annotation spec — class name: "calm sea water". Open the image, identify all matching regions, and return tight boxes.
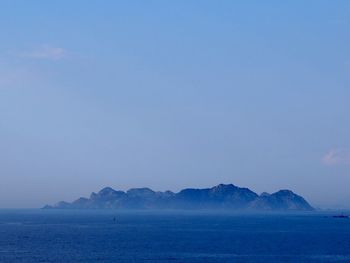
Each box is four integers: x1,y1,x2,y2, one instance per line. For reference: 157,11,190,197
0,210,350,262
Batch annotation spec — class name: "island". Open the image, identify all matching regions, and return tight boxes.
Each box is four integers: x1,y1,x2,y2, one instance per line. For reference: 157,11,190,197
44,184,313,211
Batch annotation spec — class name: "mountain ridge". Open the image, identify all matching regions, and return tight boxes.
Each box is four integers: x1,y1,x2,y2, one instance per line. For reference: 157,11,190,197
44,184,313,211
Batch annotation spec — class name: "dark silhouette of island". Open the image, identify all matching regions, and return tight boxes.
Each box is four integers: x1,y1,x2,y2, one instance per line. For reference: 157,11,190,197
44,184,313,211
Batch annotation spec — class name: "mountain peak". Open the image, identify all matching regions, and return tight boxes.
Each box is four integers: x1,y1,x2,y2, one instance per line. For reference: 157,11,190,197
275,189,294,195
98,187,117,195
127,188,155,196
211,184,237,192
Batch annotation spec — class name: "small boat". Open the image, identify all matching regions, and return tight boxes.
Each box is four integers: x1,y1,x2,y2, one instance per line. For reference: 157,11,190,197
333,213,349,219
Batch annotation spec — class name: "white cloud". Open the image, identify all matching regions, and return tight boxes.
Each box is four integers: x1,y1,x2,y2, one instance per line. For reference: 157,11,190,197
20,45,67,61
322,148,350,166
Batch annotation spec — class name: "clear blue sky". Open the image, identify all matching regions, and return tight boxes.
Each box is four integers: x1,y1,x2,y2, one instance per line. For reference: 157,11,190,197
1,1,350,208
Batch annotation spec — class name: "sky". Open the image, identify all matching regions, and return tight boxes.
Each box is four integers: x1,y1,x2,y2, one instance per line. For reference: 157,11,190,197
0,0,350,208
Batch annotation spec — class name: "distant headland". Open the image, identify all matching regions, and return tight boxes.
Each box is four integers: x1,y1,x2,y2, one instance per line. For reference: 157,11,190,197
44,184,313,211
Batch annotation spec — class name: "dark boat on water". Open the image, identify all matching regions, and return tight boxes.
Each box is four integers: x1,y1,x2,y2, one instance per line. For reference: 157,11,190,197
333,213,349,219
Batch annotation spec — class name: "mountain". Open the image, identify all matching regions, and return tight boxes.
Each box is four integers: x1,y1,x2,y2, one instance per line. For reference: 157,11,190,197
44,184,313,211
249,190,313,210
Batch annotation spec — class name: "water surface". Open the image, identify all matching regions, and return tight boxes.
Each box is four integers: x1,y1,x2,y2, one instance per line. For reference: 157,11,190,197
0,210,349,262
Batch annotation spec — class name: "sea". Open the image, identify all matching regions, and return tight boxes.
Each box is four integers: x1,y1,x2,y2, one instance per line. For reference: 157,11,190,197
0,209,349,263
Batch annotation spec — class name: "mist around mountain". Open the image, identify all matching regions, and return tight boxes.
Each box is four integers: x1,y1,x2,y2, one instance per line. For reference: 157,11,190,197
44,184,313,211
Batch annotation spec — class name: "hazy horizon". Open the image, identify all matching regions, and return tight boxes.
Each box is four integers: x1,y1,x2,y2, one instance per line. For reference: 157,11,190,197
1,1,350,209
1,182,348,210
